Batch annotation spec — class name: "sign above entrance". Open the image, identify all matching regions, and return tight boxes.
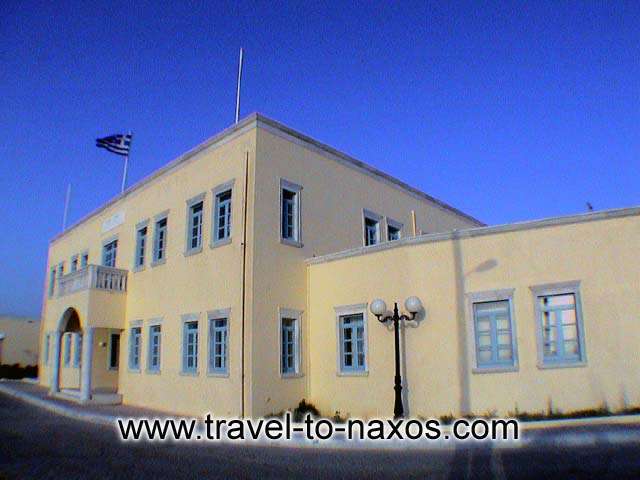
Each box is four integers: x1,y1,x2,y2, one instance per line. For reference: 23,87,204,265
102,211,125,233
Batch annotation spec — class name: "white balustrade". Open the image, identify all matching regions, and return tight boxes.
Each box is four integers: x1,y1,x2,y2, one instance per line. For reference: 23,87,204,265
57,265,127,297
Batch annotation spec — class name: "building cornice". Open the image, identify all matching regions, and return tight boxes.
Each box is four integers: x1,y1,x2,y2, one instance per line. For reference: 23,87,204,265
51,114,260,245
305,206,640,266
254,115,484,227
51,112,483,245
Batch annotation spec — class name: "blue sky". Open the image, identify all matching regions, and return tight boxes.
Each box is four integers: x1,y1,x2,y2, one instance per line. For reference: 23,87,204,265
1,1,639,316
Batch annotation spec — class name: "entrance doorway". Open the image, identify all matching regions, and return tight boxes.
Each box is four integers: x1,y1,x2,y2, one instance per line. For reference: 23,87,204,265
109,333,120,370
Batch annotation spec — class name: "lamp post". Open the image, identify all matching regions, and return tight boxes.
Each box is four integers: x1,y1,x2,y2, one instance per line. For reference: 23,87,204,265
370,296,423,418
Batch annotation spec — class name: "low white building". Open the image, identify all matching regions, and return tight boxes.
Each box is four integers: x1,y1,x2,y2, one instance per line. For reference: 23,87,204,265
0,315,40,366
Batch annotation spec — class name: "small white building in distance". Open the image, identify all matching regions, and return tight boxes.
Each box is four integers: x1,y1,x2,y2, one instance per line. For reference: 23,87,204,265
0,315,40,366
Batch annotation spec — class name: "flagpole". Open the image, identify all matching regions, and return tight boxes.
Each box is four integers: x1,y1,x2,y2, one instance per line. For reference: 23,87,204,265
121,155,129,193
62,183,71,231
235,48,244,124
121,131,132,193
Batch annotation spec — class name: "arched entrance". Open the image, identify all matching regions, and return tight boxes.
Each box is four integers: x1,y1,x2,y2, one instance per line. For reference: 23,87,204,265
49,308,95,402
60,308,81,333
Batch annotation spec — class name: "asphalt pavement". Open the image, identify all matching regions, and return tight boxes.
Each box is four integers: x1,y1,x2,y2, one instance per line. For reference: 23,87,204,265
2,393,640,479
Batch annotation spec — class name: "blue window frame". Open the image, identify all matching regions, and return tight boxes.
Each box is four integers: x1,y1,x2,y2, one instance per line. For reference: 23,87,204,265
186,199,204,252
339,313,366,372
73,333,82,368
365,219,378,245
148,325,161,372
153,216,168,263
280,179,302,245
129,327,141,371
102,240,118,267
281,318,297,375
80,252,89,268
363,212,381,246
473,300,514,368
539,293,583,364
214,190,232,243
182,321,199,373
63,333,71,366
387,224,401,241
281,190,297,240
208,317,228,374
135,225,147,268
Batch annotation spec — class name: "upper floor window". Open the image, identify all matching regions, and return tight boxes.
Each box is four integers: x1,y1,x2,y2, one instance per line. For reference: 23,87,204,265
336,306,367,374
129,326,141,371
48,267,56,297
280,179,302,246
533,282,586,367
134,223,148,269
280,309,301,376
153,216,168,263
102,239,118,267
80,252,89,268
387,219,402,241
57,262,65,278
71,255,79,272
363,211,381,246
213,187,233,245
182,318,199,374
186,195,204,254
74,333,82,368
208,312,229,375
148,324,161,372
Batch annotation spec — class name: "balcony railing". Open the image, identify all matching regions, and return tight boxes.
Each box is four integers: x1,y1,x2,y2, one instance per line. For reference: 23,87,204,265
57,265,128,297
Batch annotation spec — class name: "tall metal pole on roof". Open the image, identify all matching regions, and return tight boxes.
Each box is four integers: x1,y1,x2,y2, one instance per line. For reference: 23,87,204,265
62,183,71,231
121,131,132,194
235,48,244,124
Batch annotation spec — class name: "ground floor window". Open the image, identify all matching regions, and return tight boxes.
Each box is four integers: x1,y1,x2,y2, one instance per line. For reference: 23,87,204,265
129,327,141,371
473,300,515,368
208,315,228,374
63,333,71,366
535,284,585,366
280,313,302,376
182,320,199,373
337,309,367,373
148,325,161,372
73,333,82,368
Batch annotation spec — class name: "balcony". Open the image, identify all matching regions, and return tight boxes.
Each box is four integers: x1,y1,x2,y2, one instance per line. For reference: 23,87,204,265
52,265,128,331
57,265,128,297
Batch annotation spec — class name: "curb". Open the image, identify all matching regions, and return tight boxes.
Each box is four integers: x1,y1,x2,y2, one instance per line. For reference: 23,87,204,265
0,382,117,426
1,381,640,450
518,414,640,431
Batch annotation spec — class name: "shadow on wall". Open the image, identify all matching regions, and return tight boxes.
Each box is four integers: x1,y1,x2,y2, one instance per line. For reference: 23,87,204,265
395,243,498,418
453,230,499,416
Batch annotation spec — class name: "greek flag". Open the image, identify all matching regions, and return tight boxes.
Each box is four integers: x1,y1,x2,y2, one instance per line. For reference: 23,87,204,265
96,133,132,156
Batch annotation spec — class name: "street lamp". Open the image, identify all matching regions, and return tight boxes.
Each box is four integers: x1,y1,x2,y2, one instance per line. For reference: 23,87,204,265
370,296,423,418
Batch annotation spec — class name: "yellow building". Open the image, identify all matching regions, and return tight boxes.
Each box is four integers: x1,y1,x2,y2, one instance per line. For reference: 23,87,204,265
39,114,639,418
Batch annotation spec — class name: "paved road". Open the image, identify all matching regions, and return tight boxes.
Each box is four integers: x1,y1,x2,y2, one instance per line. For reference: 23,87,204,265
2,394,640,479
